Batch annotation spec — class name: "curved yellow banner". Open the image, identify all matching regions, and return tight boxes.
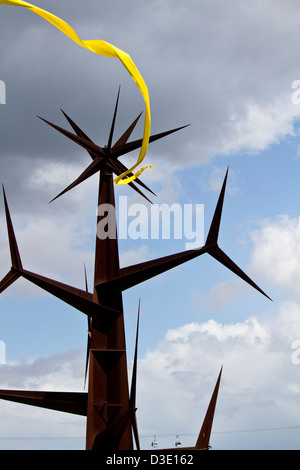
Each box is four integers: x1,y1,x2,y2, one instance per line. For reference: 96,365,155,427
0,0,151,185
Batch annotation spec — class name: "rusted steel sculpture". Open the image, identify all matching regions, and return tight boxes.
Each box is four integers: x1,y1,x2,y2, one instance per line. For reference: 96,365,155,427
0,91,270,450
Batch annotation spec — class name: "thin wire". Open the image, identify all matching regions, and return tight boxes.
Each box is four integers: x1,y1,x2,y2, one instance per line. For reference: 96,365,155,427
140,425,300,439
214,425,300,435
0,425,300,440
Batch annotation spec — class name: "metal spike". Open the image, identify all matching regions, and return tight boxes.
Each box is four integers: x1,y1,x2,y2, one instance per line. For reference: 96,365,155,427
2,185,23,270
61,109,93,147
107,85,121,150
49,157,103,203
129,300,141,450
0,390,87,416
37,116,106,158
97,167,270,301
1,188,121,321
84,263,92,389
112,112,143,148
0,270,20,294
110,124,190,159
195,367,223,450
208,246,272,301
205,167,228,248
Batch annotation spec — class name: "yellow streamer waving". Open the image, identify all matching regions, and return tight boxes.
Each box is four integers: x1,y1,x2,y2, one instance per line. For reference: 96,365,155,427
0,0,152,185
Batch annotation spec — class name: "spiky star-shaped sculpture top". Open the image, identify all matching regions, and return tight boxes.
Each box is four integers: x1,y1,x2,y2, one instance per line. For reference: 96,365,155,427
38,86,188,205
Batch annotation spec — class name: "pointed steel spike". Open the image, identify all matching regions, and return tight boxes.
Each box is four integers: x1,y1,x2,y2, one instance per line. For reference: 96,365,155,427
195,367,223,450
112,158,156,197
0,215,120,320
97,246,208,292
129,299,141,450
1,187,121,319
96,162,270,300
107,85,121,151
208,246,272,301
126,180,153,205
128,175,156,198
205,167,229,248
110,162,154,204
84,329,91,390
84,334,90,375
203,167,271,300
128,178,156,199
130,299,140,410
112,111,143,148
107,158,154,203
60,109,95,156
19,267,122,321
0,389,87,416
130,409,140,451
2,185,23,270
61,109,93,142
0,187,111,314
84,262,89,293
49,156,103,203
0,270,20,294
84,263,92,389
61,105,141,153
110,124,190,159
37,116,106,158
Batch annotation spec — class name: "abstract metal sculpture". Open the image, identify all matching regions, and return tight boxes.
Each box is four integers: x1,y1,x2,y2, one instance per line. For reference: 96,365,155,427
0,91,270,450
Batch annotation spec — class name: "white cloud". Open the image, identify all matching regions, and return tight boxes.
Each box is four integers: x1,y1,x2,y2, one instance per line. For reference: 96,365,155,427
250,214,300,297
197,166,240,196
27,160,87,194
136,305,300,449
221,94,300,156
192,279,251,310
0,349,84,391
119,245,150,268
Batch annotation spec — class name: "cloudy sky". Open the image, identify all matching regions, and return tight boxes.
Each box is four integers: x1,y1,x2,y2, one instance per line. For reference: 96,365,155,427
0,0,300,450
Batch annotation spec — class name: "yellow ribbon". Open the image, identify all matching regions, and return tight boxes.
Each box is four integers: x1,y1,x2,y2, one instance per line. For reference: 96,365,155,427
0,0,152,185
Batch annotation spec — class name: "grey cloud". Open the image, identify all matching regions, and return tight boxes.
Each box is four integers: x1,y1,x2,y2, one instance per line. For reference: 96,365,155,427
0,348,84,388
0,0,300,212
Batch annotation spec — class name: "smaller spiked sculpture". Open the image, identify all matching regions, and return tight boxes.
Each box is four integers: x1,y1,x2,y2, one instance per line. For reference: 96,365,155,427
0,90,270,450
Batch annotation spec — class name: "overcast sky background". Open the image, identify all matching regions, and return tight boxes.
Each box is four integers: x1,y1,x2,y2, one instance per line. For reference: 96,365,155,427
0,0,300,450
